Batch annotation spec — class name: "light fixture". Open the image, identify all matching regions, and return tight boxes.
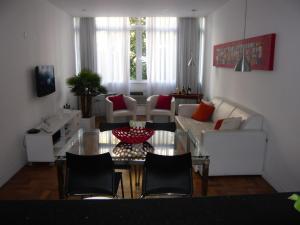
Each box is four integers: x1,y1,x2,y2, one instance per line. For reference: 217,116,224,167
187,55,195,67
234,0,251,72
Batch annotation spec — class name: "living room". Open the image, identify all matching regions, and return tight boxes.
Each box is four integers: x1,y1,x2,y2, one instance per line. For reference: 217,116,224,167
0,0,299,222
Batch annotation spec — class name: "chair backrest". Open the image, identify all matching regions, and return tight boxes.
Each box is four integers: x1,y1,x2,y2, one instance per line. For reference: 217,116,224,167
142,152,193,197
145,122,176,132
99,122,130,131
65,152,115,196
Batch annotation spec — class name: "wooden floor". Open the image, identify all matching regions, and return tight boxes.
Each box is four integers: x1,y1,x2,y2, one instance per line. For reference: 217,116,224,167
0,164,275,200
0,116,275,199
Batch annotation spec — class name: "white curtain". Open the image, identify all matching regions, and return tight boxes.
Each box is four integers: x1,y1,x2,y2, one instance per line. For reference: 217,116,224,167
95,17,130,94
146,17,177,96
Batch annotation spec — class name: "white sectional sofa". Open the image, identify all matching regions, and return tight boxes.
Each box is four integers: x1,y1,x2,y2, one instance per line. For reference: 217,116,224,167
175,97,267,176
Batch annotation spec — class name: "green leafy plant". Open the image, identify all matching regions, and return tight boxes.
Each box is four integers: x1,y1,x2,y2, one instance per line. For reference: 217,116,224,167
67,69,107,118
289,194,300,212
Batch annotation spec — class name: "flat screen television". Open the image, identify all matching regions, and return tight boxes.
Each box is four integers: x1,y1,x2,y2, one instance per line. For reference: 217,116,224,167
35,65,56,97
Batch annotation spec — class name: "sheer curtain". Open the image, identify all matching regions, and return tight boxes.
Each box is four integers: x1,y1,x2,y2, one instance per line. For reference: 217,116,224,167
95,17,130,94
146,17,177,95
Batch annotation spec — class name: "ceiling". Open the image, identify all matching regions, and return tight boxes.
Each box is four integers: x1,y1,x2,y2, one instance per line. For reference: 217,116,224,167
48,0,230,17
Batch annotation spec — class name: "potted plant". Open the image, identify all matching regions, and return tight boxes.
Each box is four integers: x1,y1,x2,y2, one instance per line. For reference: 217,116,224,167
67,69,107,119
289,194,300,213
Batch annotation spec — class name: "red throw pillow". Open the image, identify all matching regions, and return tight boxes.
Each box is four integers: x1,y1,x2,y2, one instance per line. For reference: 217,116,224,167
191,102,215,122
214,119,224,130
108,94,127,111
155,95,172,110
214,117,242,130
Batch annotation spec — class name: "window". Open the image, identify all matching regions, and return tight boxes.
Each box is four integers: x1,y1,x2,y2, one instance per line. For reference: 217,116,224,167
129,17,147,82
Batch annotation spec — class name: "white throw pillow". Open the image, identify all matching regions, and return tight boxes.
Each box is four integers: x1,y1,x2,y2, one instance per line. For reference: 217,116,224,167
217,117,242,130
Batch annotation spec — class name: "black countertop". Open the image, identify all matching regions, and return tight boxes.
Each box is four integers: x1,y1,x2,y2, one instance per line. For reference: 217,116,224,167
1,193,300,225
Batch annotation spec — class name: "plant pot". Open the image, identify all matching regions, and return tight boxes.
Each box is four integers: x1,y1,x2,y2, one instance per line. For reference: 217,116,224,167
80,116,95,131
80,95,93,118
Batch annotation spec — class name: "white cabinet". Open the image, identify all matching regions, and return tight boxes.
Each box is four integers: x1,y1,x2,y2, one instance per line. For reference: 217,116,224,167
25,110,81,162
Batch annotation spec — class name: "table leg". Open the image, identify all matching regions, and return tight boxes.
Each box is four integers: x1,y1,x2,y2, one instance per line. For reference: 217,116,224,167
129,166,133,198
56,159,65,200
201,157,210,196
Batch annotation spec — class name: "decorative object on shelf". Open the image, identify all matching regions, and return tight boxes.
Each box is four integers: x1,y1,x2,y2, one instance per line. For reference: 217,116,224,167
112,127,154,144
66,69,107,118
181,86,186,95
213,33,276,71
289,194,300,213
187,86,192,95
113,142,154,158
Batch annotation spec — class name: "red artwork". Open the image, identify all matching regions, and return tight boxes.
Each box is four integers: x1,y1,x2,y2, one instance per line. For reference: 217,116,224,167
213,33,276,70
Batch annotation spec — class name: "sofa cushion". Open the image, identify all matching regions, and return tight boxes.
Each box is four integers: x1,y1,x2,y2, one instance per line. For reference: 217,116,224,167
229,107,263,130
211,97,223,110
212,101,236,122
150,109,173,116
192,102,215,122
176,116,214,133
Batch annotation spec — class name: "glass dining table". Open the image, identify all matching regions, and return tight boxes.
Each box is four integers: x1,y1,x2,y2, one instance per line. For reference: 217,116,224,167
55,128,210,199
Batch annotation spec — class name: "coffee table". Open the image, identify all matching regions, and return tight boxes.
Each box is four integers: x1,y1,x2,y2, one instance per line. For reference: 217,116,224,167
55,128,210,199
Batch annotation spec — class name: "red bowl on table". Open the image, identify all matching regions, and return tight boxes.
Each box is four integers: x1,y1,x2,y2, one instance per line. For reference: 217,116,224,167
112,127,154,144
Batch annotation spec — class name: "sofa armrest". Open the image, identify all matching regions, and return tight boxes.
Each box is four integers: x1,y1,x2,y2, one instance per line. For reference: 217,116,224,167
124,96,137,111
105,97,113,122
170,97,176,115
178,104,199,117
199,130,267,175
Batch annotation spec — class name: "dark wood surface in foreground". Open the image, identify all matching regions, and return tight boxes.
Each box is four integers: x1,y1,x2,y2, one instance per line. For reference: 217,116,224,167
1,193,299,225
0,164,275,200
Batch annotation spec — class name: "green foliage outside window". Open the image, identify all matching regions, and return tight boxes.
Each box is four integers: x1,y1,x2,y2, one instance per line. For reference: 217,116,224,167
129,17,147,81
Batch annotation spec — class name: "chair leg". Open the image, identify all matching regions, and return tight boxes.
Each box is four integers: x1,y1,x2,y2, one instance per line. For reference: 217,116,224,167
129,166,133,199
137,166,141,186
134,166,138,186
120,176,124,198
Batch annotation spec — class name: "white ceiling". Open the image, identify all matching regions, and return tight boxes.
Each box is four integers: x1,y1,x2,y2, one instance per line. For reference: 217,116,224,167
48,0,230,17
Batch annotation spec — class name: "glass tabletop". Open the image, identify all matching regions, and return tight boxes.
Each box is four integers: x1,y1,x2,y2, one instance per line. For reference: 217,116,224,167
55,128,206,164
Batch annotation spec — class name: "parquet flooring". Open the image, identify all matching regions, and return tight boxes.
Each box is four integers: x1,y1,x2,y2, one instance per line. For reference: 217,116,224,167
0,116,275,199
0,164,275,200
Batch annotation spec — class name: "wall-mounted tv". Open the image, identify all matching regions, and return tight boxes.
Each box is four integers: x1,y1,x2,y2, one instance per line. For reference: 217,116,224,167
35,65,56,97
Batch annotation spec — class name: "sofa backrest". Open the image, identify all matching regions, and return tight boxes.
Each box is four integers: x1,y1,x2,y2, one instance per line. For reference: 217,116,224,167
211,97,263,130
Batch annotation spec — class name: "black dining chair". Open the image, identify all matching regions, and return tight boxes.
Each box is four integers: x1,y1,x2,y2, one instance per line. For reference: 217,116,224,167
145,122,176,132
141,152,193,198
65,152,124,199
99,122,133,198
99,122,130,131
133,122,177,186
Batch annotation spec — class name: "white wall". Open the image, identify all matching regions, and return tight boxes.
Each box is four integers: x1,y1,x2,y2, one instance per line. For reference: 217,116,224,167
0,0,76,186
203,0,300,191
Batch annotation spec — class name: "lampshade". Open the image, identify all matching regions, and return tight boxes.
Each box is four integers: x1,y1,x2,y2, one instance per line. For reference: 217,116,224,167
234,54,251,72
234,0,251,72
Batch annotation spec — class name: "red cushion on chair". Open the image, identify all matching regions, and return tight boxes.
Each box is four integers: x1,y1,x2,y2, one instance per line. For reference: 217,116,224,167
155,95,172,110
108,94,127,111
